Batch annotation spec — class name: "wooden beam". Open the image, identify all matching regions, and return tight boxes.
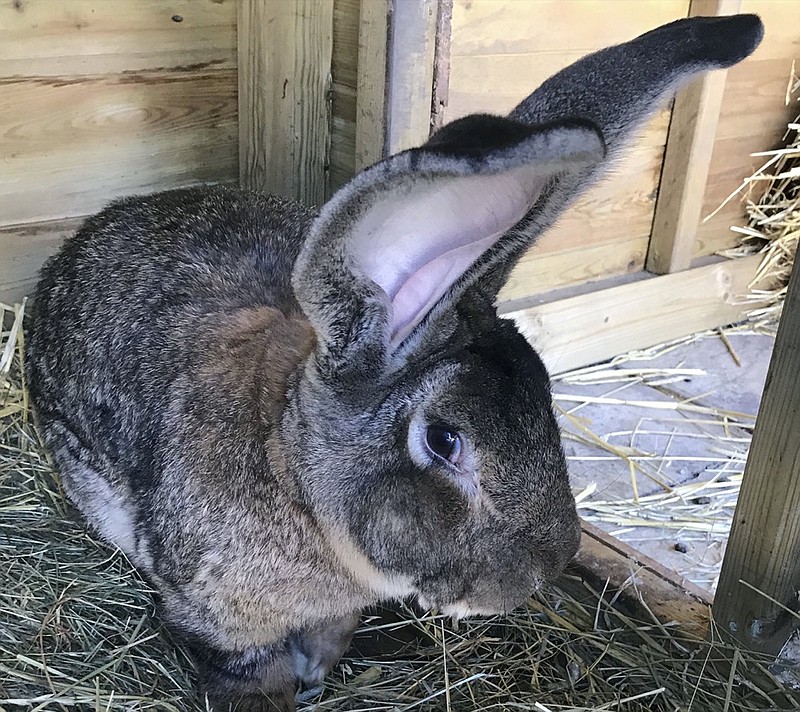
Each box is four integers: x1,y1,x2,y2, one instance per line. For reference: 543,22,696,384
385,0,439,154
646,0,741,275
354,0,390,171
563,520,713,639
238,0,334,206
502,255,765,375
713,261,800,656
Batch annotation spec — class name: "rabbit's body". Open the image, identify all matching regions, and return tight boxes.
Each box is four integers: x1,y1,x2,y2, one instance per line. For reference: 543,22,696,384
27,188,407,645
25,16,764,711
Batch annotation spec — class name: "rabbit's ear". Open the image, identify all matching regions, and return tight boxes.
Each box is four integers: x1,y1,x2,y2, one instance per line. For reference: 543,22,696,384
292,117,604,371
471,13,764,295
293,14,764,372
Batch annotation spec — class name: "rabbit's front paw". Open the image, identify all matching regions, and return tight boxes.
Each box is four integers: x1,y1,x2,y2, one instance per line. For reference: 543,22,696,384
290,612,361,691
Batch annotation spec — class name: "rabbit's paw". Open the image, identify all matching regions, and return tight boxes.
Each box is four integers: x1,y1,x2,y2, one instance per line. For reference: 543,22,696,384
290,612,361,691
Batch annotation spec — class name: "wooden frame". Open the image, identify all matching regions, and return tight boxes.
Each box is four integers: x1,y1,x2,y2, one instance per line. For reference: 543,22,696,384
646,0,741,274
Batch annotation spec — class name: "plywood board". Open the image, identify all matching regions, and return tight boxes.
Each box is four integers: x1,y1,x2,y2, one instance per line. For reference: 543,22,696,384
1,71,238,225
505,256,764,375
0,0,236,77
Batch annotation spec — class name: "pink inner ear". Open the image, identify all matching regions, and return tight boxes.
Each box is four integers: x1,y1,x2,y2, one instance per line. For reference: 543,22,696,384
350,166,545,345
389,234,499,344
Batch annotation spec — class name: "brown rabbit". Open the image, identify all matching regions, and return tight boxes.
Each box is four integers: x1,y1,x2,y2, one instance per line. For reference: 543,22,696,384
25,15,763,711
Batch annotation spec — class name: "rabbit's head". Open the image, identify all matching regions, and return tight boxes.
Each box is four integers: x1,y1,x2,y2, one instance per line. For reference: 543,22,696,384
284,15,763,615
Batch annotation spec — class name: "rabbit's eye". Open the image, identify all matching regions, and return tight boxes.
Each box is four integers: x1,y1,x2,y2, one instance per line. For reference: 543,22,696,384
425,425,463,466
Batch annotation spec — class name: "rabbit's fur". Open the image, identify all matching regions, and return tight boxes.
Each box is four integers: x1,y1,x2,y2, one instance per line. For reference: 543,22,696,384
25,15,763,711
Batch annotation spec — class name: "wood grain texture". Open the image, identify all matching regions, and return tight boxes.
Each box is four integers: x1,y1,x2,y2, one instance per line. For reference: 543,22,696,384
1,71,237,225
647,0,741,275
504,256,765,375
713,262,800,655
386,0,438,153
355,0,390,171
497,142,664,300
330,0,360,191
238,0,334,206
0,218,83,304
499,236,647,306
0,0,237,78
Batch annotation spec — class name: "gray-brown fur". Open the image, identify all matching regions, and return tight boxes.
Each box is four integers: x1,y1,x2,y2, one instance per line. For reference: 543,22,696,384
25,17,763,710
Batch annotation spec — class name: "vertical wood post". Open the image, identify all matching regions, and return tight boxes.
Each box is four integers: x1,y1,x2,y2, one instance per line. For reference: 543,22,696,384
385,0,439,154
238,0,334,206
713,261,800,655
646,0,741,274
355,0,391,171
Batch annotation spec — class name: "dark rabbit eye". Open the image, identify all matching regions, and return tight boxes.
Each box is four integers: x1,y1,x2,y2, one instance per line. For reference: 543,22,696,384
425,425,463,465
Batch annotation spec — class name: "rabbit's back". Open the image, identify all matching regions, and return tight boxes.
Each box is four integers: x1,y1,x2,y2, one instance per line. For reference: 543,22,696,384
26,186,315,543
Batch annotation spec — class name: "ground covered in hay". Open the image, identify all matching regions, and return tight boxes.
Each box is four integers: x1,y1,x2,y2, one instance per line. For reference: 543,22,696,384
3,304,800,711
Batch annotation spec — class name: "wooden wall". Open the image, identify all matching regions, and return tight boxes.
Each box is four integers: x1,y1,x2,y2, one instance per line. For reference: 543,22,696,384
0,0,238,303
2,0,798,313
331,0,359,194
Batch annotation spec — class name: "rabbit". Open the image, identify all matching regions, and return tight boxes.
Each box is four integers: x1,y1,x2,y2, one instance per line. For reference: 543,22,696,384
25,14,763,711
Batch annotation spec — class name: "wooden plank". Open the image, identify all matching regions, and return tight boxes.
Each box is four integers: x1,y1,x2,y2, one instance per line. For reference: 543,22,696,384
0,218,83,305
238,0,334,206
499,236,647,305
385,0,438,153
563,520,713,640
0,0,236,77
0,70,237,226
355,0,390,171
330,0,360,190
445,0,686,125
448,0,687,58
647,0,741,275
713,262,800,656
503,255,765,375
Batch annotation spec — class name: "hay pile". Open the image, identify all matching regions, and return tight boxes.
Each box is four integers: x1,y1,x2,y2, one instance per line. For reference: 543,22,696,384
2,299,799,710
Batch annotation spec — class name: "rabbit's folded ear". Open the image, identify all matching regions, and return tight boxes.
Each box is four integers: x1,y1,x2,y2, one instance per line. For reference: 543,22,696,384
292,118,604,370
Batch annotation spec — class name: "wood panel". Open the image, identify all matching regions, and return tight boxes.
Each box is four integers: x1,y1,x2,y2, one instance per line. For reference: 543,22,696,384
446,0,687,298
504,256,764,375
0,218,82,305
386,0,439,154
330,0,361,192
647,0,741,275
498,139,665,301
0,0,237,77
499,237,647,307
238,0,333,206
1,71,238,225
355,0,390,172
1,0,238,230
714,261,800,655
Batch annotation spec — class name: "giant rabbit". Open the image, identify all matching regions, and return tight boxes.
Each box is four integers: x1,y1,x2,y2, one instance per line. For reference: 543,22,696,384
26,14,763,711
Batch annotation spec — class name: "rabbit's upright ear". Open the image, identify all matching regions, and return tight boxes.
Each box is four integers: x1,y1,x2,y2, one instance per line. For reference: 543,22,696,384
292,118,604,373
473,13,764,294
293,14,763,374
